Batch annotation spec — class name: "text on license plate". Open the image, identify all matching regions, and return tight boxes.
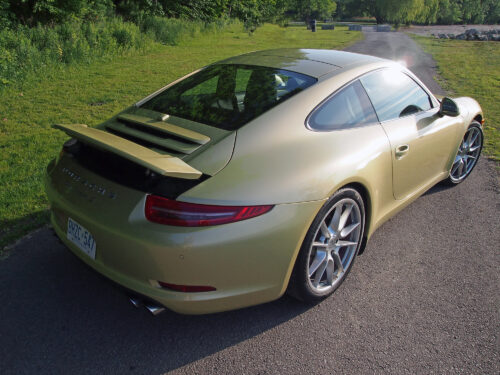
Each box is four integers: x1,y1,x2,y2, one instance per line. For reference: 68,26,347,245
67,217,96,260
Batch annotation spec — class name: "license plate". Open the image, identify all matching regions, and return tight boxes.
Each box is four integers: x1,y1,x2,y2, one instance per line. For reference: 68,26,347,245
67,217,96,260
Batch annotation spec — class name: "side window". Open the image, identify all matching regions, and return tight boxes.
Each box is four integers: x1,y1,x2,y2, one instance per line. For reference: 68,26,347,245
308,80,378,131
360,69,432,122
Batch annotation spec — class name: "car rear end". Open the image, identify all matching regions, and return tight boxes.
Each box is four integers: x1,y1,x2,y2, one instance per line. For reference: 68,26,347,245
44,60,328,314
46,161,321,314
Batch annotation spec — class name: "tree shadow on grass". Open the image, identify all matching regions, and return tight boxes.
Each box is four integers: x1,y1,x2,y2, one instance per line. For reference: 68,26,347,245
0,227,311,375
0,209,50,256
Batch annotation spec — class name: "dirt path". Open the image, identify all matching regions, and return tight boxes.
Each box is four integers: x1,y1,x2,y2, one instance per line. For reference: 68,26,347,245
344,30,446,96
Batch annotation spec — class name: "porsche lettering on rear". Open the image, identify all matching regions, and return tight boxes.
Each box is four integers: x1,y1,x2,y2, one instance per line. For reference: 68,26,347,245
61,167,117,200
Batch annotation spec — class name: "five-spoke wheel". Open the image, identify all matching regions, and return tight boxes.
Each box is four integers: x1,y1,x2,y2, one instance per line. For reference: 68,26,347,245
289,187,365,303
308,198,361,292
448,121,483,184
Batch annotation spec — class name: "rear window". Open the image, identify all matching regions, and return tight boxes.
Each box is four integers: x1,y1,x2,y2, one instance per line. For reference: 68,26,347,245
140,64,317,130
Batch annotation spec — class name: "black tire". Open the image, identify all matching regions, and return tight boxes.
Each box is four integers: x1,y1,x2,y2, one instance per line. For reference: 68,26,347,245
288,187,365,303
446,121,483,185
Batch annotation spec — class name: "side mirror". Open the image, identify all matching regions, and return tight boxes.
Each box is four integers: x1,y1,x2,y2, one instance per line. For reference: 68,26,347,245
439,97,460,117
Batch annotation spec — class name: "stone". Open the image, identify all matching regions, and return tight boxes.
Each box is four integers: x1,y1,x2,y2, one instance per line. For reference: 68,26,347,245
376,24,391,32
438,34,448,39
456,33,466,40
321,24,335,30
447,34,456,39
465,28,479,35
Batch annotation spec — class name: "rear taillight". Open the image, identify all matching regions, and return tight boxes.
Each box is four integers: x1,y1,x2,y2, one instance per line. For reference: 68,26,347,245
145,194,273,227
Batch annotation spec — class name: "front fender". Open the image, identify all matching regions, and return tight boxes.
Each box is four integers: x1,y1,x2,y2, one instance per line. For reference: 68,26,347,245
454,97,483,129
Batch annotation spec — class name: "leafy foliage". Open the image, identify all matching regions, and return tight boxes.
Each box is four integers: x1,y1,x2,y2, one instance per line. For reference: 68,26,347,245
285,0,337,22
0,16,232,89
336,0,500,24
0,0,285,28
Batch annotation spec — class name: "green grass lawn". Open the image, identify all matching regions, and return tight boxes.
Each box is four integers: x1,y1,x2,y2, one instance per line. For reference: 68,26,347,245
412,35,500,162
0,24,362,253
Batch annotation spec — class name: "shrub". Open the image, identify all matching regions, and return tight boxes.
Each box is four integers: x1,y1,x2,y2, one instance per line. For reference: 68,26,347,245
0,16,231,90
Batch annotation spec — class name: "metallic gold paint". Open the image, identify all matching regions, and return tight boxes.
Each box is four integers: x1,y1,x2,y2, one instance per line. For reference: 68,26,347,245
53,123,202,179
45,49,484,314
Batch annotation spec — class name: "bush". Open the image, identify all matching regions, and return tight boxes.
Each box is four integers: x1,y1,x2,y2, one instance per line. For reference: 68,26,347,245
139,16,230,46
0,17,154,88
0,16,232,90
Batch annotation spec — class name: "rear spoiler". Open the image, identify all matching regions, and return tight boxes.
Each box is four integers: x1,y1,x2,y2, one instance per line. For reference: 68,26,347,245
53,124,202,180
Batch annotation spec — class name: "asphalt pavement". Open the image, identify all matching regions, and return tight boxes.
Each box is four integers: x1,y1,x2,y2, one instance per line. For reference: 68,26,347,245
1,32,499,375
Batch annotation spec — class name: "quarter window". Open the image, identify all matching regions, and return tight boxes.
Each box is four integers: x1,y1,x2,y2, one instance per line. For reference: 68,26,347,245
308,80,378,131
360,69,432,122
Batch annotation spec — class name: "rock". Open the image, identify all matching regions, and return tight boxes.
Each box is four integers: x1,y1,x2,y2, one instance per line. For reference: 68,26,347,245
465,28,479,35
376,24,391,32
478,35,488,41
438,34,448,39
447,34,456,39
456,33,466,40
321,24,335,30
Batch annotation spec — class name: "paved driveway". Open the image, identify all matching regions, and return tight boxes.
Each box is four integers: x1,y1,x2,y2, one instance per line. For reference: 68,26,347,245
1,32,499,375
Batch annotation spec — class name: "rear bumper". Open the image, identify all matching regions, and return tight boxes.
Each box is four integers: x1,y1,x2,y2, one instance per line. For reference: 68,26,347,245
44,160,324,314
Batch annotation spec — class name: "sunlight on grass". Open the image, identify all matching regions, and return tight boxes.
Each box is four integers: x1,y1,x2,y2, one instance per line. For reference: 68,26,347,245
412,35,500,162
0,24,362,251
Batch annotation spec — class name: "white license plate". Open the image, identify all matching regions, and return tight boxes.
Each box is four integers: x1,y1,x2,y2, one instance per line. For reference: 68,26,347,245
67,217,96,260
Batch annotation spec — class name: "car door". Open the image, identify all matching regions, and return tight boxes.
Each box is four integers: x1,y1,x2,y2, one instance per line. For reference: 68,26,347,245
360,68,460,200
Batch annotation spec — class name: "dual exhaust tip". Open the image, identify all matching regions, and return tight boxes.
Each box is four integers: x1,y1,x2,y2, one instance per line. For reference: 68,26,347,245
129,295,165,315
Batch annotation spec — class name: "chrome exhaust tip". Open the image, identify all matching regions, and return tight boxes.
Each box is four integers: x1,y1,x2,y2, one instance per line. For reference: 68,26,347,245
129,296,142,308
144,303,165,316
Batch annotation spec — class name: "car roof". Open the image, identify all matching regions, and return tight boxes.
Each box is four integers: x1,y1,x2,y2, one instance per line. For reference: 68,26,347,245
215,49,386,78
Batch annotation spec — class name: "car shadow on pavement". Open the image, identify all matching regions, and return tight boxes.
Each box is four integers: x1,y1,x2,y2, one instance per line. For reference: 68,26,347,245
0,227,311,375
422,180,454,196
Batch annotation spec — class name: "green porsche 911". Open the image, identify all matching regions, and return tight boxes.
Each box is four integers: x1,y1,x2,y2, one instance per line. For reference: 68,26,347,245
45,49,483,314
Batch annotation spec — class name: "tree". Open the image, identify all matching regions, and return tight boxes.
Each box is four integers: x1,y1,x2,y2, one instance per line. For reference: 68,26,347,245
437,0,462,24
337,0,444,24
483,0,500,24
5,0,113,25
287,0,337,22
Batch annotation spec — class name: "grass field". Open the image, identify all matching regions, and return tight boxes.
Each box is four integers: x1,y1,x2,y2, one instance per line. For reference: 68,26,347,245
412,35,500,162
0,23,362,253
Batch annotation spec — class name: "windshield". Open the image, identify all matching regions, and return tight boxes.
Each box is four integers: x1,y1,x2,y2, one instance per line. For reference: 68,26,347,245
140,64,317,130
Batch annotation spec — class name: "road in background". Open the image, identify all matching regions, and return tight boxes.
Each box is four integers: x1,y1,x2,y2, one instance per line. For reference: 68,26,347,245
345,31,446,96
1,32,499,375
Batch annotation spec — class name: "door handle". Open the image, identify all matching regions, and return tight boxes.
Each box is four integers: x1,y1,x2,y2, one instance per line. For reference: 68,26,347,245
395,144,410,159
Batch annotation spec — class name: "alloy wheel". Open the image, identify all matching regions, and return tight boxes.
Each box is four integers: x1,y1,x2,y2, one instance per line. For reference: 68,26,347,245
450,125,482,183
307,198,362,293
